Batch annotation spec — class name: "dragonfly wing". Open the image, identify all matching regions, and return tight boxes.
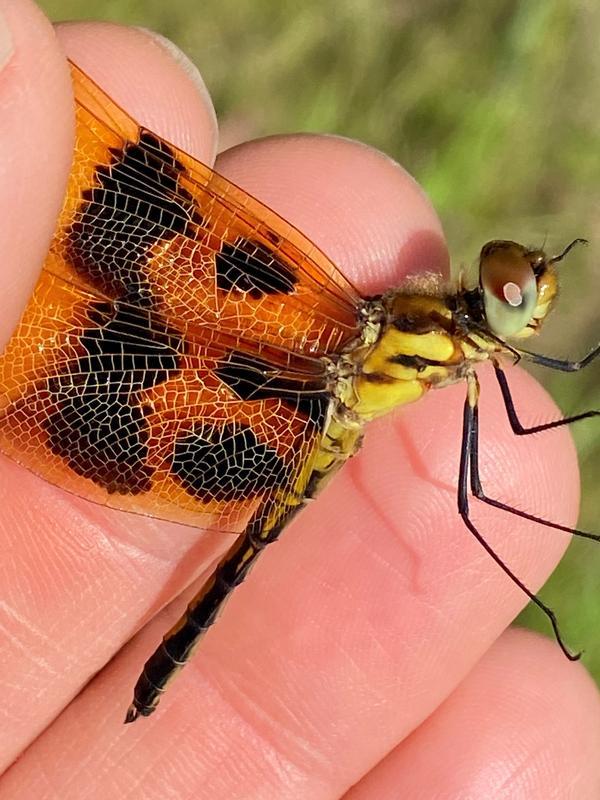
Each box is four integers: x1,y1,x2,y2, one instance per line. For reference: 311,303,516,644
0,269,331,531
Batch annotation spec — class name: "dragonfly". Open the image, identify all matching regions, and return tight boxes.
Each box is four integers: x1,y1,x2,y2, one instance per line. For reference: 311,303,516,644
0,62,597,725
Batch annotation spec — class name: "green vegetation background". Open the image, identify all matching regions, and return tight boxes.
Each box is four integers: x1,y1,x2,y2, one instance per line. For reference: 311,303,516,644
39,0,599,679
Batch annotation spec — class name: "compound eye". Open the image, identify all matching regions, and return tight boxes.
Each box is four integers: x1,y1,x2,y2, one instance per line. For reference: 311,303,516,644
480,244,538,336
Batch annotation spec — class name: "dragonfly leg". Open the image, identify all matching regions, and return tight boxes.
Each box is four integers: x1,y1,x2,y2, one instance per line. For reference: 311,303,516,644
493,361,598,434
124,503,303,723
518,342,599,371
473,367,600,545
457,372,581,660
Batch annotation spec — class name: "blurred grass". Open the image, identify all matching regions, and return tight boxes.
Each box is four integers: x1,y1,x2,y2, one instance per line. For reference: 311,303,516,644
39,0,599,678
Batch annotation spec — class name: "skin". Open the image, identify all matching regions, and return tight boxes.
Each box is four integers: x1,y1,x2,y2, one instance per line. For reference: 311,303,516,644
0,1,599,796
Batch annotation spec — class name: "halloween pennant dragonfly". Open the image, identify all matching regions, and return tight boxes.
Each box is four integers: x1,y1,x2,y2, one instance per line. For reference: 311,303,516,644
0,62,597,724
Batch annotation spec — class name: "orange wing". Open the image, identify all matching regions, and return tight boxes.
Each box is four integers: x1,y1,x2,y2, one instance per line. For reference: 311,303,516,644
0,61,360,530
47,62,361,357
0,268,330,530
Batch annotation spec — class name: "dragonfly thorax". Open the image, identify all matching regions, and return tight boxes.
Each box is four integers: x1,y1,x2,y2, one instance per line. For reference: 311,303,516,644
338,291,470,421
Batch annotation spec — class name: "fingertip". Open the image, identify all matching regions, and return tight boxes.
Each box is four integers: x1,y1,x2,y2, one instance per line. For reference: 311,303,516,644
216,133,449,292
55,21,218,162
0,0,73,347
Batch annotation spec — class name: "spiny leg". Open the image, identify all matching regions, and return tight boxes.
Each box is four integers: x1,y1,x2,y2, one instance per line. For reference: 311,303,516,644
466,362,600,545
518,342,599,372
124,502,303,723
458,372,580,660
493,361,598,435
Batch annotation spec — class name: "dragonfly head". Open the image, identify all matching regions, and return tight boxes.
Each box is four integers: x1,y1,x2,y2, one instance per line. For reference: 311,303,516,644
477,238,586,340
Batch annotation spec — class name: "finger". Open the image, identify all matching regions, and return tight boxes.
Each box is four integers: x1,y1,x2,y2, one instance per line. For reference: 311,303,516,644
216,132,449,292
1,134,580,799
55,20,217,161
0,0,73,349
345,628,600,799
0,19,218,769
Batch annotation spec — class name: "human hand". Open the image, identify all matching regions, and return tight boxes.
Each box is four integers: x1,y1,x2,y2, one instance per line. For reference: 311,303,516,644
1,3,600,797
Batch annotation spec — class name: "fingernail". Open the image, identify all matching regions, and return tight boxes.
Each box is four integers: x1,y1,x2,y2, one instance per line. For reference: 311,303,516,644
0,7,13,71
